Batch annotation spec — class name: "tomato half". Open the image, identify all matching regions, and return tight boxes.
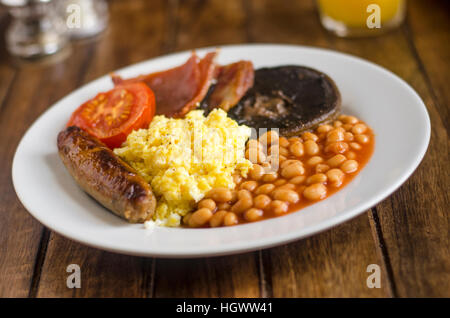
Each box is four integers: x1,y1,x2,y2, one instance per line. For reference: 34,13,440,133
67,82,155,148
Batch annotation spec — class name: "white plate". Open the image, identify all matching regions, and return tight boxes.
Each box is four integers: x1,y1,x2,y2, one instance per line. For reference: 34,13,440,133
12,44,430,258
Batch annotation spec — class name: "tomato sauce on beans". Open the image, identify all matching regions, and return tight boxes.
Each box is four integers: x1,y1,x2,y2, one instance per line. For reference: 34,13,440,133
183,115,374,228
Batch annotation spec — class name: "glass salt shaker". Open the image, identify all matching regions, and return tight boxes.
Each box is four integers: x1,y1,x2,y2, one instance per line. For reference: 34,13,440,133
58,0,108,39
2,0,68,58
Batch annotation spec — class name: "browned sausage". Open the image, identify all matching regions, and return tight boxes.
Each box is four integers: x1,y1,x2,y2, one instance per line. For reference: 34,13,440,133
57,126,156,223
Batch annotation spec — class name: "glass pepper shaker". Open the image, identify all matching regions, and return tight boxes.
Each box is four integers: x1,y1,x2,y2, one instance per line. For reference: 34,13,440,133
2,0,68,58
58,0,108,39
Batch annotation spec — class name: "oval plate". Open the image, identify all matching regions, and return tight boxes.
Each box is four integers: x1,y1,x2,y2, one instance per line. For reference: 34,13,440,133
12,44,430,258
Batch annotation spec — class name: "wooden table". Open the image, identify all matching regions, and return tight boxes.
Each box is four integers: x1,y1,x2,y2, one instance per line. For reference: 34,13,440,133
0,0,448,298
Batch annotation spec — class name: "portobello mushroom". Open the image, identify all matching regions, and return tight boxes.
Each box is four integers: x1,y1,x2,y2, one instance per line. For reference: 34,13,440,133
227,66,341,136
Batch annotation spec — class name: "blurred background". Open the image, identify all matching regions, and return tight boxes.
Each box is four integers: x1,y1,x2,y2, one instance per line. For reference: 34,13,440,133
0,0,448,298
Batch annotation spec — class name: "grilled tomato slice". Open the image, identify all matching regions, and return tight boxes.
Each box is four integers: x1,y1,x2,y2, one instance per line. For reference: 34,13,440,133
67,82,155,148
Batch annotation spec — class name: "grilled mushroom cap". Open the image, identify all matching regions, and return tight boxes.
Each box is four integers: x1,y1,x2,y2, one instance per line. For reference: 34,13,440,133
227,66,341,136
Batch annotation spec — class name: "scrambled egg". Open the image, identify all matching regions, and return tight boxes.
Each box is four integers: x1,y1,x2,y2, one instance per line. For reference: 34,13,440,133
114,109,252,227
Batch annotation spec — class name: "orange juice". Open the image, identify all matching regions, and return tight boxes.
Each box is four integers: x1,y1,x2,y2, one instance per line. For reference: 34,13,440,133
317,0,406,36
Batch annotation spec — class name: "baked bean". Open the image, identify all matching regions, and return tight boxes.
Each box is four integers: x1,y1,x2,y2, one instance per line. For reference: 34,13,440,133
355,134,369,144
254,194,272,209
342,115,358,125
281,161,305,178
276,183,296,190
317,133,327,141
333,120,343,127
346,151,356,160
315,163,330,173
307,156,323,166
344,132,354,141
189,208,213,227
268,144,278,155
247,149,267,164
230,190,238,203
342,124,353,131
304,140,319,155
306,173,327,185
244,208,264,222
233,174,243,185
279,155,287,163
209,210,227,227
217,202,231,210
270,200,289,215
288,137,302,144
259,130,279,146
352,123,367,134
231,190,253,213
303,183,327,200
206,187,232,202
238,189,252,200
183,213,192,225
262,171,279,182
302,131,318,142
266,154,279,166
297,185,307,196
274,179,287,186
317,124,333,133
341,160,359,173
247,139,262,151
326,129,344,143
279,137,289,148
279,146,289,157
290,175,306,184
289,142,304,157
223,212,238,226
350,142,362,150
261,162,271,169
327,154,347,167
198,199,216,211
326,168,344,187
281,159,301,169
272,189,300,203
255,183,275,195
249,164,264,181
325,141,349,154
240,180,259,192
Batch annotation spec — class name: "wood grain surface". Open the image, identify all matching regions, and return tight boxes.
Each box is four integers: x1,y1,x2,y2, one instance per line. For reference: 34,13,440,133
0,0,448,298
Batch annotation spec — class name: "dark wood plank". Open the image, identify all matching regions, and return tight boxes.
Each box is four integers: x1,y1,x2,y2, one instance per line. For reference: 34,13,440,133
246,0,390,297
0,42,94,297
262,215,391,297
0,12,16,110
36,233,154,297
407,0,449,131
173,0,247,50
152,0,260,298
246,0,329,47
154,255,260,298
35,0,171,297
324,1,450,297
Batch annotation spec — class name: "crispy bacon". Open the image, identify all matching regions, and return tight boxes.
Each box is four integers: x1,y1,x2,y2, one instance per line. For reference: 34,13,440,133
112,51,217,117
204,61,254,111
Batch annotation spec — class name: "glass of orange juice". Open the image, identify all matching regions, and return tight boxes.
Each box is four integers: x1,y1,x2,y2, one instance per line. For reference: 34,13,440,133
316,0,406,37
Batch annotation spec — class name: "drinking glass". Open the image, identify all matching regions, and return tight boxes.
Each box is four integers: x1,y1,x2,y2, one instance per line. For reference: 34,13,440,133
316,0,407,37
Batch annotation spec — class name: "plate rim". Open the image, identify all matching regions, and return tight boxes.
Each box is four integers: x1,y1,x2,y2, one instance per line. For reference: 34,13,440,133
12,43,431,258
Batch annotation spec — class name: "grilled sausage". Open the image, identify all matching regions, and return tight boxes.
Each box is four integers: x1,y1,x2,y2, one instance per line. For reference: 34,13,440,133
57,126,156,223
